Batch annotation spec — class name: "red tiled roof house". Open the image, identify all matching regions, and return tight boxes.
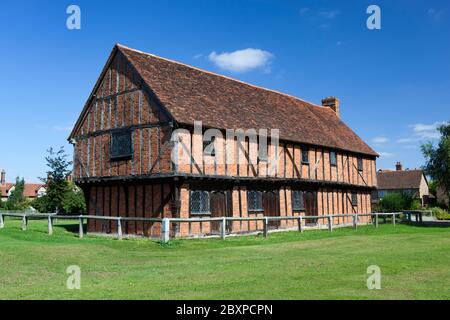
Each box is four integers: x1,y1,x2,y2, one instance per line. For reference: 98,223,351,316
68,44,378,237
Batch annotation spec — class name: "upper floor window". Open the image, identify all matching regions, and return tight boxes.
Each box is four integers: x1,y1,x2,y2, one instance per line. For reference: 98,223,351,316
190,190,210,214
110,130,133,161
351,192,358,206
247,190,263,211
330,151,337,167
357,158,363,171
292,190,305,211
301,148,309,164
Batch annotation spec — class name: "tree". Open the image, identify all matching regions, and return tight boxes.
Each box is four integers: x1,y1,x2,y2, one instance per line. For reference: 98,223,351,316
375,192,421,213
40,147,72,213
421,123,450,203
5,177,28,211
62,182,87,214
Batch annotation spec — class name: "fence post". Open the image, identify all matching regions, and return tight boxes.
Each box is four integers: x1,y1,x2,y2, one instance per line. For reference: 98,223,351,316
221,217,226,240
0,213,4,229
352,214,357,229
48,215,53,235
21,215,27,231
298,217,303,233
263,218,268,238
328,215,333,232
375,213,379,228
392,213,396,227
117,217,123,240
79,217,84,239
161,218,170,243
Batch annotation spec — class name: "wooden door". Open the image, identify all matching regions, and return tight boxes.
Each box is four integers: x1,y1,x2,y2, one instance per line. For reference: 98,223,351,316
263,190,280,229
210,191,227,234
304,191,318,225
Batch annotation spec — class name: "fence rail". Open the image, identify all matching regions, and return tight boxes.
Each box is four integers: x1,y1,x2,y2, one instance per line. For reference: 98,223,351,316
0,210,430,243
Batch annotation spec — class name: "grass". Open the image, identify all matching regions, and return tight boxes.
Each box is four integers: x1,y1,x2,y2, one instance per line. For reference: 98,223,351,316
1,217,450,300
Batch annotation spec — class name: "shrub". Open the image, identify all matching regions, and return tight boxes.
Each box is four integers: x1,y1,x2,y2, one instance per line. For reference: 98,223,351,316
376,192,421,212
432,207,450,220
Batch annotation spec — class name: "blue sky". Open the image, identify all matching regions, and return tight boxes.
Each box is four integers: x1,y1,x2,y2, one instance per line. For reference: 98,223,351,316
0,0,449,182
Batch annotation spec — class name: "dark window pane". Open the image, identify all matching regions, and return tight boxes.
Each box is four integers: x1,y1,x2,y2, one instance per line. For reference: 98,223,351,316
330,151,337,166
352,192,358,206
292,190,305,211
357,158,363,171
302,148,309,164
203,136,216,157
111,130,133,160
247,191,263,211
190,190,210,214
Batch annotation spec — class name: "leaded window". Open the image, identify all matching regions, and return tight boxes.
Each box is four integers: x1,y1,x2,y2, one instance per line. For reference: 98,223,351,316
302,148,309,164
330,151,337,166
110,130,133,161
357,158,363,171
292,190,305,211
247,191,263,211
190,191,210,214
351,192,358,206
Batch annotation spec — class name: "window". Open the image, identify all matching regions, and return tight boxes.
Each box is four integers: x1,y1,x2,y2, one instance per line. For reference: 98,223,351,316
203,136,216,157
351,192,358,206
110,130,133,161
301,148,309,164
292,190,305,211
247,191,263,211
357,158,363,171
330,151,337,166
190,191,210,214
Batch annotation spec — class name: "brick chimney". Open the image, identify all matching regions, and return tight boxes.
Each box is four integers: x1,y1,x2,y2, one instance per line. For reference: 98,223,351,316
396,162,403,171
1,169,5,185
322,97,340,118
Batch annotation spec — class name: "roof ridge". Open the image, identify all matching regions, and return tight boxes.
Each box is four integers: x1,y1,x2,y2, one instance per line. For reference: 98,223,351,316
116,43,325,110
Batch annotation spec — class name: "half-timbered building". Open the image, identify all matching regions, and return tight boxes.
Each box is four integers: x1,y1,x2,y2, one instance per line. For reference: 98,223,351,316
69,44,378,237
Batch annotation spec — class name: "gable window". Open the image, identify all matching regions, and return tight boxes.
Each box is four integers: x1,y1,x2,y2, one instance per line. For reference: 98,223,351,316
351,192,358,207
190,191,210,214
330,151,337,167
292,190,305,211
110,130,133,161
357,157,363,171
301,148,309,164
247,190,263,212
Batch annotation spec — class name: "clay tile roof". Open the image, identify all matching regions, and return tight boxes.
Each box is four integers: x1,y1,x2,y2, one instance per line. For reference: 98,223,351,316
1,183,45,198
376,170,424,190
70,44,378,157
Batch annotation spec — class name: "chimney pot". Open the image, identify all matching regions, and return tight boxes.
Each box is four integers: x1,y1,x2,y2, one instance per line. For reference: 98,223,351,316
321,96,340,118
396,162,403,171
1,169,5,185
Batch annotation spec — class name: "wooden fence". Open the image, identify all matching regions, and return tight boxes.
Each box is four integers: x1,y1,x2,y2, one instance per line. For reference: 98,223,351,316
0,211,428,243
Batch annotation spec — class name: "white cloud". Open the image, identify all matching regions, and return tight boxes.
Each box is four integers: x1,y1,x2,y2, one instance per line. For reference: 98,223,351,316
193,54,203,59
371,136,388,145
411,122,447,140
53,125,74,132
319,10,340,19
208,48,274,73
427,8,443,20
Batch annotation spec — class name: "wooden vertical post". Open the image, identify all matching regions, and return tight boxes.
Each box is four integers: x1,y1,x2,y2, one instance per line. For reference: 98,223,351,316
328,215,333,232
392,213,396,227
48,216,53,235
263,218,268,238
79,217,84,239
375,213,379,228
117,217,123,240
353,214,357,229
0,213,4,229
161,218,170,243
21,215,27,231
298,217,303,233
221,217,226,240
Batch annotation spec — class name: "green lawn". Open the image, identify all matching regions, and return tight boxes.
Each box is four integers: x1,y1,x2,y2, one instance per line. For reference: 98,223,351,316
0,217,449,300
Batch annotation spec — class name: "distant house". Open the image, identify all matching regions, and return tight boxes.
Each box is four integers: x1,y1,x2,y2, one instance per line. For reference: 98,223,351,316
0,170,46,202
374,162,430,206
